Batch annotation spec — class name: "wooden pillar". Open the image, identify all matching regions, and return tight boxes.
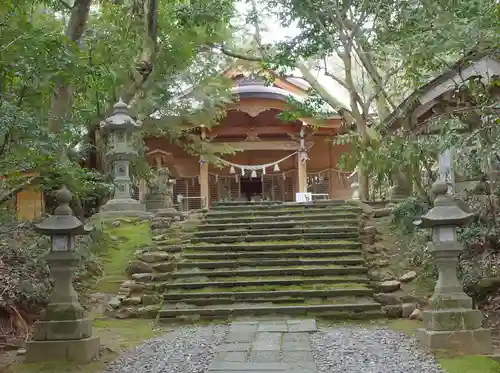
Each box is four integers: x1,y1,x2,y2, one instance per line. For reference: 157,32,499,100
154,155,162,170
200,158,209,208
297,123,308,193
298,153,307,193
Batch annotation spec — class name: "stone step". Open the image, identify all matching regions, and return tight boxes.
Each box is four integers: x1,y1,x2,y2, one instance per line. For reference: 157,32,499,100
212,200,346,208
206,207,359,219
157,302,381,320
190,232,359,244
193,225,358,238
198,219,359,231
165,276,371,290
172,266,368,279
163,295,374,307
182,249,363,260
164,288,373,301
177,257,365,269
210,201,352,212
186,241,361,251
206,213,358,225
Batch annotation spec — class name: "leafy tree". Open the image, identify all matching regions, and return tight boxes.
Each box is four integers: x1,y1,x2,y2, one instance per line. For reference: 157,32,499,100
0,0,238,212
211,0,499,199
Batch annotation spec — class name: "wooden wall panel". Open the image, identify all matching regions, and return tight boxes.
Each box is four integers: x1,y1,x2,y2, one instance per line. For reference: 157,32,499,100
16,186,44,221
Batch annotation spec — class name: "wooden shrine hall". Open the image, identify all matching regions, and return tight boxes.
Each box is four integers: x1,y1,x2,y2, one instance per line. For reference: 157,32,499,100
143,70,353,210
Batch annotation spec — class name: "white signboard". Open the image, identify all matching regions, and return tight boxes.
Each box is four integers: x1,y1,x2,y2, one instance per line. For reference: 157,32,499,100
296,192,312,202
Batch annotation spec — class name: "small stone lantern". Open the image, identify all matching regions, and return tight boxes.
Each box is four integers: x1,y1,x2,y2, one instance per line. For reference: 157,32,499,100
25,186,100,363
414,180,492,354
99,99,151,218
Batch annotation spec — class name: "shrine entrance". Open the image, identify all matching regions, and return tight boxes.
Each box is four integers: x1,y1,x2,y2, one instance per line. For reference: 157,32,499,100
240,177,262,201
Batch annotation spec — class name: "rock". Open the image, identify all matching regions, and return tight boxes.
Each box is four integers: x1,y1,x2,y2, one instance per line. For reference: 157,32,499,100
380,270,395,281
17,348,26,356
152,262,175,272
121,280,136,288
363,225,377,235
377,259,390,267
139,251,170,263
112,308,133,319
374,208,391,217
126,260,154,276
380,280,401,293
402,303,416,318
399,271,417,283
382,305,402,318
122,296,142,306
152,234,165,241
132,273,152,281
410,308,423,320
137,305,161,318
142,294,163,305
365,246,378,254
111,220,121,227
108,297,122,309
374,293,402,305
368,269,382,281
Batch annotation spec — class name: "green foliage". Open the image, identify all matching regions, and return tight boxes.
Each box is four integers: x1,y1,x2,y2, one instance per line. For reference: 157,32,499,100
1,0,238,211
391,196,430,235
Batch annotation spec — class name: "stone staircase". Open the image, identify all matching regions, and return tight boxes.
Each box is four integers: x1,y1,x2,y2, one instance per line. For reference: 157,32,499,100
157,200,382,321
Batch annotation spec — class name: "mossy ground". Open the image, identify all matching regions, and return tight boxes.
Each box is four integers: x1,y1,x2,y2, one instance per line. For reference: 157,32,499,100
92,219,152,293
437,355,500,373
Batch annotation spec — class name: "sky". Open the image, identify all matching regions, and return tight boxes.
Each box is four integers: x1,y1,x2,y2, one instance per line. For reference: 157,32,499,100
235,0,352,109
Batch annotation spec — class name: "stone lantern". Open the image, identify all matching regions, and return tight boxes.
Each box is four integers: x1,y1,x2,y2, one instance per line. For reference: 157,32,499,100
25,186,100,363
414,180,492,354
99,99,150,217
157,167,176,212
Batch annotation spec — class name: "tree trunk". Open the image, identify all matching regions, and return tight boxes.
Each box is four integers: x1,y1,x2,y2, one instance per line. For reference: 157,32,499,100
48,0,93,133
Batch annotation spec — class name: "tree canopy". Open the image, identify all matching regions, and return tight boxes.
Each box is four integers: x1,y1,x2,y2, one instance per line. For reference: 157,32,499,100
0,0,237,206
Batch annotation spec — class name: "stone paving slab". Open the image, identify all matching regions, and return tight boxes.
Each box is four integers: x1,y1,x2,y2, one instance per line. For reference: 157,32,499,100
207,319,318,373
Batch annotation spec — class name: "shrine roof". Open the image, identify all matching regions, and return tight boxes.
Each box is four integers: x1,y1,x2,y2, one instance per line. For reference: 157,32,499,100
231,84,304,102
382,47,500,133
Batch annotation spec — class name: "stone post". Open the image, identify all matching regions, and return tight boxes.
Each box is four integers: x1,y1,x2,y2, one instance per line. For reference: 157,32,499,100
99,99,151,218
155,167,178,217
348,167,360,201
25,186,100,363
414,180,492,354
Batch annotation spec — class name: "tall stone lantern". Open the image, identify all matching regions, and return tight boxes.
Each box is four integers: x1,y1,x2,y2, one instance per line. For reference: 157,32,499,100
99,99,150,217
414,180,492,354
25,186,100,363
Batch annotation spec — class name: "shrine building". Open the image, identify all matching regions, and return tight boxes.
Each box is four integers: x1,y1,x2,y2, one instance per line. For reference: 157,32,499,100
143,69,353,210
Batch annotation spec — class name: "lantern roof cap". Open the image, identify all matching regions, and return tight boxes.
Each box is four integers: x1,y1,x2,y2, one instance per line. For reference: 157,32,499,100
34,186,93,235
415,180,473,228
100,98,141,132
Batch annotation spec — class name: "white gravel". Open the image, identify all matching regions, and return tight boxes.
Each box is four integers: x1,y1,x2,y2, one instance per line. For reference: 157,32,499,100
310,326,445,373
104,324,228,373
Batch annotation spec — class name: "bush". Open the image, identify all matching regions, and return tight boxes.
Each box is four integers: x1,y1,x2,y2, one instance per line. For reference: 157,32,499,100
391,196,430,235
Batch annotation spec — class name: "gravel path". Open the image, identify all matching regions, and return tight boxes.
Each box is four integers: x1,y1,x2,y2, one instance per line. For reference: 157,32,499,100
104,324,228,373
310,326,445,373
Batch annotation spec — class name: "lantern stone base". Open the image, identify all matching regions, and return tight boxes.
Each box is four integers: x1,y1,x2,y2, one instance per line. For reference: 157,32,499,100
25,336,100,363
25,317,100,363
99,198,153,218
416,309,493,354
